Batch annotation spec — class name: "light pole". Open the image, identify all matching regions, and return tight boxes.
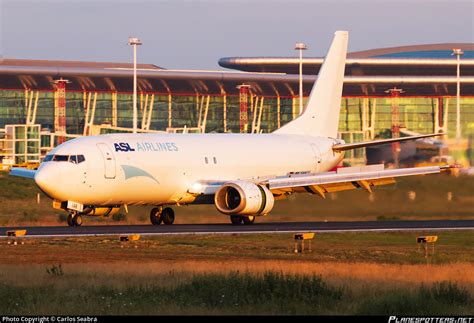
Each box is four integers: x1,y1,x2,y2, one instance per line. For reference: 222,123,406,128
295,42,308,115
452,48,463,143
128,36,142,134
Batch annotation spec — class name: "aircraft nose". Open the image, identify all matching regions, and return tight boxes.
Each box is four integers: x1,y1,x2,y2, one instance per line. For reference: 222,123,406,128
34,164,62,198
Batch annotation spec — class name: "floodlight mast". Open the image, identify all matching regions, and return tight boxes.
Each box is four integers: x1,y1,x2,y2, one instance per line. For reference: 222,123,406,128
295,42,308,115
451,48,464,143
128,37,142,134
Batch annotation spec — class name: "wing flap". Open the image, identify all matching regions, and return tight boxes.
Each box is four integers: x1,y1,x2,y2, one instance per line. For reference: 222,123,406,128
322,182,359,193
272,177,397,197
370,177,397,186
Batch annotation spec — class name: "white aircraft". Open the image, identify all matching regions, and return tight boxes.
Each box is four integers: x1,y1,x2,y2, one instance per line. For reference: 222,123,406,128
10,31,447,226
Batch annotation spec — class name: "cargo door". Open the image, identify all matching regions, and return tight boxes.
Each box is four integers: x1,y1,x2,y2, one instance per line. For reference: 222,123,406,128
97,143,116,179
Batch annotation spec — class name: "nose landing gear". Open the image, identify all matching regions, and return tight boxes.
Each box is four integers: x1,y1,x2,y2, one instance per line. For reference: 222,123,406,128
150,207,175,225
67,212,83,227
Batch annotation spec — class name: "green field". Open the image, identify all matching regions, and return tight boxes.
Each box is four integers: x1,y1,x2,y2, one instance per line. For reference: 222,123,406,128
0,172,473,226
0,231,473,315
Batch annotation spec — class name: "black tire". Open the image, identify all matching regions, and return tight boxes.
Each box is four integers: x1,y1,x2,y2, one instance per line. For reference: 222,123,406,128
161,207,175,225
242,216,255,225
67,214,74,227
72,214,83,227
150,207,163,225
230,215,243,225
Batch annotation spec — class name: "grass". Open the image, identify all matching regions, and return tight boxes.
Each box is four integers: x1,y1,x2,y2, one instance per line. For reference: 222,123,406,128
1,231,473,266
355,282,472,315
0,172,473,226
0,269,471,315
0,231,473,265
0,230,472,315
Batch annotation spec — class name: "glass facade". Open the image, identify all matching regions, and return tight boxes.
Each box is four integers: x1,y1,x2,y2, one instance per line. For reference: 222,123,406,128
0,124,41,164
1,89,473,136
0,90,297,134
1,89,473,165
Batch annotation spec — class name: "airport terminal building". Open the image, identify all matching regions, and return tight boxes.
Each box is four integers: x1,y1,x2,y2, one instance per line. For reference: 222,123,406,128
0,43,473,166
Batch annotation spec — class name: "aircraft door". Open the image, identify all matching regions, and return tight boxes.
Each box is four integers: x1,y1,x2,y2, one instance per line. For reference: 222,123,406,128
311,144,322,172
97,143,116,179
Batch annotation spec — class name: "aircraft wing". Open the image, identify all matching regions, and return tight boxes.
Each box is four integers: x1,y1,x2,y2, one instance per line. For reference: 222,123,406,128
9,167,37,179
332,133,444,151
267,164,450,197
188,164,451,198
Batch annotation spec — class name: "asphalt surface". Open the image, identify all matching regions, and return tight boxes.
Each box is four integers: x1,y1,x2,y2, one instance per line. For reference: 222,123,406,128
0,220,473,238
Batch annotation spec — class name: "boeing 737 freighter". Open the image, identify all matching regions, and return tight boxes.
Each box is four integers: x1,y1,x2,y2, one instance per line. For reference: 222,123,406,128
10,31,447,226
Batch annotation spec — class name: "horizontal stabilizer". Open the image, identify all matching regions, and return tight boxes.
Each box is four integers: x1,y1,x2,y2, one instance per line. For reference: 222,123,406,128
9,167,37,179
332,133,444,152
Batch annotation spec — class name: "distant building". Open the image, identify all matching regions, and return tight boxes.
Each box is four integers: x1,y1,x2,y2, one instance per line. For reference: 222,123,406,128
0,43,473,165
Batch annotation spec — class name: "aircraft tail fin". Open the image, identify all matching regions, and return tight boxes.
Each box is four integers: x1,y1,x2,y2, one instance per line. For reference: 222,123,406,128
273,31,348,138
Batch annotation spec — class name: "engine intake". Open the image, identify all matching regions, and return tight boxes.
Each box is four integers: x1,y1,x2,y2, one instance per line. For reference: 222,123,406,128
214,181,274,216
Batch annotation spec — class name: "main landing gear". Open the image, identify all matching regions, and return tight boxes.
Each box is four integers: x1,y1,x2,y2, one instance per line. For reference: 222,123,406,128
230,215,255,225
150,207,175,225
67,212,83,227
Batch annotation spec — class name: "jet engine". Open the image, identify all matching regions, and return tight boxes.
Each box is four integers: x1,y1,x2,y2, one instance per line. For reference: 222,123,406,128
214,180,274,216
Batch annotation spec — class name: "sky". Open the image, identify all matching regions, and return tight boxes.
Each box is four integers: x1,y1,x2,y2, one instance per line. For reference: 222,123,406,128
1,0,473,70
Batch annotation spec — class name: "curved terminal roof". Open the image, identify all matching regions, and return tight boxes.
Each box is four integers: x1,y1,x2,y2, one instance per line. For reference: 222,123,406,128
0,58,163,70
1,42,474,97
218,43,474,75
348,43,474,59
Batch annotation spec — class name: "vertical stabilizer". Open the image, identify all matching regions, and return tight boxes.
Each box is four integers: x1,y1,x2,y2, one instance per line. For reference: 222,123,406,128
273,31,348,138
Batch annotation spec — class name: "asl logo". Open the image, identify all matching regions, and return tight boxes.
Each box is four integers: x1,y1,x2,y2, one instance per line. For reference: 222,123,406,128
114,142,135,152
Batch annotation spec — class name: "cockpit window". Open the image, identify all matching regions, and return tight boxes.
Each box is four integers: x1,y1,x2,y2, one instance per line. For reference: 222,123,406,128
77,155,85,163
53,155,69,162
43,154,86,164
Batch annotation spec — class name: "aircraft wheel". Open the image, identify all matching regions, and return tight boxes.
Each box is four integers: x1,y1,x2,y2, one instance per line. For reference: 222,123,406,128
230,215,243,225
242,216,255,225
67,213,74,227
161,207,175,225
150,207,163,225
72,214,83,227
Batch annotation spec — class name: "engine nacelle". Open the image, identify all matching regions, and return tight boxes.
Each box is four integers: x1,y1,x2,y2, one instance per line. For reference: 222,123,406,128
214,180,274,216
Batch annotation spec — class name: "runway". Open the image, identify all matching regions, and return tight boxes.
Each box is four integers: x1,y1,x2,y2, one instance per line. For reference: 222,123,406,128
1,220,473,238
